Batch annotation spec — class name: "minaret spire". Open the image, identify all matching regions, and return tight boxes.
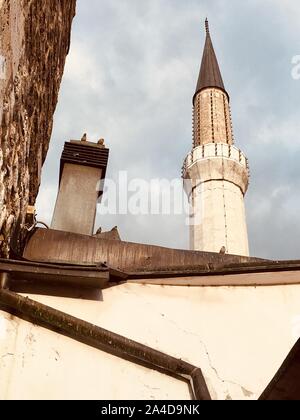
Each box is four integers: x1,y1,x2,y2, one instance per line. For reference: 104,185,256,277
194,19,227,104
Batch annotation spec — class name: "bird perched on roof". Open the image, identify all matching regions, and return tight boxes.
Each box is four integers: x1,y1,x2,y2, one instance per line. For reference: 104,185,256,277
98,138,105,146
219,246,226,255
81,133,87,142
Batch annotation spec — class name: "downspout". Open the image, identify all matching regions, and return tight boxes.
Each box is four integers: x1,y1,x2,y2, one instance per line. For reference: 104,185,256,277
0,284,211,400
0,272,9,290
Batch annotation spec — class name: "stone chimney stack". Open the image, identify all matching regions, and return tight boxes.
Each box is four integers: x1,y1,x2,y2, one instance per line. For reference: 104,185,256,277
182,20,250,256
51,137,109,236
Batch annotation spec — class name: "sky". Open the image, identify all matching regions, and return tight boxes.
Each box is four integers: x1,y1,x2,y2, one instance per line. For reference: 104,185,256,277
36,0,300,260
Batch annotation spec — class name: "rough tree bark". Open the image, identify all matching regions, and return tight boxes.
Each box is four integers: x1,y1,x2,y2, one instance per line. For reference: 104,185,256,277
0,0,76,257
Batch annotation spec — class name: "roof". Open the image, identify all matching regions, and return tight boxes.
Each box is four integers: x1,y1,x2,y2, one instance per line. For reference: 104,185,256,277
19,228,300,288
193,19,228,104
6,250,300,291
23,228,262,273
259,338,300,400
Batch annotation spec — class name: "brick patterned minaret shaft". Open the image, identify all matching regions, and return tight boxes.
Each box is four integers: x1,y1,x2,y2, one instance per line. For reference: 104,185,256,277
193,88,234,146
183,20,250,256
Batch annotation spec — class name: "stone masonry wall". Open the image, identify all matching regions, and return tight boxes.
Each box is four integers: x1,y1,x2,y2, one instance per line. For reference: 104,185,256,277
0,0,76,256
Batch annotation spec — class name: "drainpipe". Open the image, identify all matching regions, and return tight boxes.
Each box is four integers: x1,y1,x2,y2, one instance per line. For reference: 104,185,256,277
0,272,9,290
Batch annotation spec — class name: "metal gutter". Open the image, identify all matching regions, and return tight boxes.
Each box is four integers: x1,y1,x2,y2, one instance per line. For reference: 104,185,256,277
127,260,300,279
0,285,211,400
0,258,109,289
126,260,300,287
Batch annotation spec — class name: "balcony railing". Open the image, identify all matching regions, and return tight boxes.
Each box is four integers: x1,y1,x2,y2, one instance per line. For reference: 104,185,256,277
182,143,249,177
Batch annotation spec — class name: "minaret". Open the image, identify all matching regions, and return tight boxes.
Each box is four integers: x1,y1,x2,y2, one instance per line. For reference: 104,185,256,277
182,20,250,256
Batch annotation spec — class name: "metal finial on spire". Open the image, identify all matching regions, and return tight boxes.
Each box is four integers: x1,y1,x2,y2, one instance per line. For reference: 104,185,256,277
205,18,209,34
193,18,228,104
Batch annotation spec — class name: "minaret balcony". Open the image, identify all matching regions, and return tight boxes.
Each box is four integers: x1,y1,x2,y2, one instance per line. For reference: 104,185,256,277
182,143,250,195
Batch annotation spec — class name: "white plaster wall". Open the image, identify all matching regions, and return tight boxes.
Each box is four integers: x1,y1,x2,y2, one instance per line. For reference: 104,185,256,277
192,180,249,255
0,309,190,400
1,281,300,400
183,142,249,256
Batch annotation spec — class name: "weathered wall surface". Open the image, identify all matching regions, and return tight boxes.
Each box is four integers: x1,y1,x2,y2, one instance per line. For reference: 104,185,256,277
0,309,189,400
1,280,300,400
193,88,234,147
51,164,102,236
0,0,76,256
191,179,249,255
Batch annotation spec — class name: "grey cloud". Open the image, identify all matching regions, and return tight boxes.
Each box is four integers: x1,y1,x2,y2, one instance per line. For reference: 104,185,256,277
37,0,300,259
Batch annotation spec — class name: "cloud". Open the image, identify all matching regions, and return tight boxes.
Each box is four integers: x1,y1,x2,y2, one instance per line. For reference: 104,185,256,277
37,0,300,259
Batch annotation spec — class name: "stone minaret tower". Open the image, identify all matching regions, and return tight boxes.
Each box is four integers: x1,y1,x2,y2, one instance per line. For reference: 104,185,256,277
183,20,250,256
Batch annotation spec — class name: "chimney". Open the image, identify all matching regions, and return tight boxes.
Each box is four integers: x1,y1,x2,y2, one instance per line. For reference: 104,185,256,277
51,138,109,236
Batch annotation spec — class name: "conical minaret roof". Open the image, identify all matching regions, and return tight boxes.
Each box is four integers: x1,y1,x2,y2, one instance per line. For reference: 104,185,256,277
193,19,228,103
